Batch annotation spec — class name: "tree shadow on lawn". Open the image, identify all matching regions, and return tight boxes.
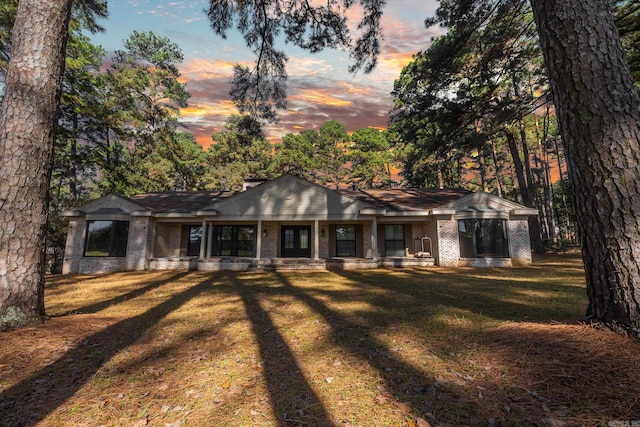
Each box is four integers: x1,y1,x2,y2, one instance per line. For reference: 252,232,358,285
266,271,480,425
0,276,214,427
229,274,337,427
51,271,192,316
329,265,587,324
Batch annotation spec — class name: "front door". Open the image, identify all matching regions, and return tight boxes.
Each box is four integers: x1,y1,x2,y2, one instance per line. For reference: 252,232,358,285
281,226,311,258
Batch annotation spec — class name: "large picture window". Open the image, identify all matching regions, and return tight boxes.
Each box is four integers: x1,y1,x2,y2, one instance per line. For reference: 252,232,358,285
84,220,129,257
384,224,405,257
335,225,356,257
211,225,254,257
458,219,509,258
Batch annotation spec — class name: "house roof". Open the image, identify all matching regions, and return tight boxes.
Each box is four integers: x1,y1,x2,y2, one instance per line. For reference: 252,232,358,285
124,186,472,214
67,176,527,219
128,190,236,213
338,188,472,212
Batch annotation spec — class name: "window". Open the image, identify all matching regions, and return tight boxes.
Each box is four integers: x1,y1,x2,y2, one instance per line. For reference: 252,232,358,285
384,224,405,257
336,225,356,257
187,226,202,257
84,220,129,257
211,225,255,257
458,219,509,258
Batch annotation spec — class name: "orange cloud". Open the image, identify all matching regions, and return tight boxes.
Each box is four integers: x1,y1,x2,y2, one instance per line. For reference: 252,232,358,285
179,57,242,80
290,89,352,107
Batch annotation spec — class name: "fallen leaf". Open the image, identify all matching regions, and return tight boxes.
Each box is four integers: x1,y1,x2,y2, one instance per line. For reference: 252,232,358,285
416,418,432,427
374,393,392,406
221,381,231,389
394,401,412,414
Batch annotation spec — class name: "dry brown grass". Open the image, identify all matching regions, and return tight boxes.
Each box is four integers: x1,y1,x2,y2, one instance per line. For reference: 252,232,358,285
1,253,639,426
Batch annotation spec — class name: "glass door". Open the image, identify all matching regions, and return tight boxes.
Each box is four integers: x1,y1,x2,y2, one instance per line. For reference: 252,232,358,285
281,226,311,258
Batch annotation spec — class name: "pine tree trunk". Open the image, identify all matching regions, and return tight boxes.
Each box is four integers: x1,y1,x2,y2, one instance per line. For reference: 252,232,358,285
532,0,640,328
0,0,72,330
504,128,545,253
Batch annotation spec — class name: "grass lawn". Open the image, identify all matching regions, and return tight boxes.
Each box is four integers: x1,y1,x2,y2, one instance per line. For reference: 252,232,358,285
1,252,640,426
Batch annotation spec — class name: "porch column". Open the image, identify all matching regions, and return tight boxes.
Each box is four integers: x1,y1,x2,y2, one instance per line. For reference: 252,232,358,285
206,221,213,258
314,220,320,260
371,217,379,262
257,220,263,260
199,219,206,260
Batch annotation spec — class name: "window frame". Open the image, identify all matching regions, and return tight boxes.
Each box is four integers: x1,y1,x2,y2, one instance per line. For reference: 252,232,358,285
84,220,130,257
384,224,406,257
335,225,357,257
211,225,255,257
187,225,202,257
457,218,509,258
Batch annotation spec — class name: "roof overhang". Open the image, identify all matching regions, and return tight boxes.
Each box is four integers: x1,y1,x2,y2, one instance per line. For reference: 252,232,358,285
429,209,457,216
85,213,132,221
382,210,432,217
62,210,83,217
130,211,153,217
359,208,386,215
510,208,539,216
194,210,220,217
154,212,197,218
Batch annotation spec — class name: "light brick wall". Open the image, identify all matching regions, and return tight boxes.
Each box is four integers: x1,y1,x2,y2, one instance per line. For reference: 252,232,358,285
458,258,512,267
261,224,278,258
363,223,373,258
79,257,127,274
509,218,533,265
126,217,151,271
319,226,329,258
435,218,459,266
63,216,153,274
150,258,197,270
410,221,434,255
154,223,182,258
62,218,86,274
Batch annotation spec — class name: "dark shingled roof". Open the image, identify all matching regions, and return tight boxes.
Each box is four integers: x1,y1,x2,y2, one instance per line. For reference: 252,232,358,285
128,191,237,213
338,188,472,211
126,187,471,213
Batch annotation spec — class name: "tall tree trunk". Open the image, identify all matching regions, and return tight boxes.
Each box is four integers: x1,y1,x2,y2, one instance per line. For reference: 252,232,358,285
532,0,640,329
504,127,545,253
0,0,72,330
477,144,488,192
553,132,573,239
489,139,503,198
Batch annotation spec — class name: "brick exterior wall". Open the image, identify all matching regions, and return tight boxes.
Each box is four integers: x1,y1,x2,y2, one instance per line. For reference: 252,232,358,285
63,189,535,274
62,218,86,274
149,258,198,270
79,257,127,274
410,221,434,256
126,217,151,271
435,218,459,266
62,215,154,274
509,218,533,265
261,224,278,258
155,223,182,258
363,223,373,258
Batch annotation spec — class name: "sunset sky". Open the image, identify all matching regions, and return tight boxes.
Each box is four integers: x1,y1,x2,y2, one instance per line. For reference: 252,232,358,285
91,1,442,148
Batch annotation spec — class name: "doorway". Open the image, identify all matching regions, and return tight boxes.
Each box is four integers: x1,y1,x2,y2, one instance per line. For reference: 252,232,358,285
281,226,311,257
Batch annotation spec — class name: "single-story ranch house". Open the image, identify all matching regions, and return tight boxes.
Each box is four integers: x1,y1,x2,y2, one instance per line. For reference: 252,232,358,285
62,174,538,274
